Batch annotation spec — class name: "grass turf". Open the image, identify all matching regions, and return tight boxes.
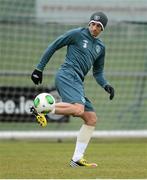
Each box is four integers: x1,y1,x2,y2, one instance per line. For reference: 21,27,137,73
0,138,147,179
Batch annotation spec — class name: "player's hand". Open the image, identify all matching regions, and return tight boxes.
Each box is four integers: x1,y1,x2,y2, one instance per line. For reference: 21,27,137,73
104,84,115,100
31,69,42,85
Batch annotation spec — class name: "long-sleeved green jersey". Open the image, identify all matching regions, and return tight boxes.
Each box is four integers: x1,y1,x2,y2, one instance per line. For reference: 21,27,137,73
36,27,109,87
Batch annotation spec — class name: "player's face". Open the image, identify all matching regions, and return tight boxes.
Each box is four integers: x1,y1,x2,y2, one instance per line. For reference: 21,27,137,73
89,22,102,37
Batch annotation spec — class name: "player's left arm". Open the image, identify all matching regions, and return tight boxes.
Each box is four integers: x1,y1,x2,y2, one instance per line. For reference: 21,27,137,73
92,47,115,100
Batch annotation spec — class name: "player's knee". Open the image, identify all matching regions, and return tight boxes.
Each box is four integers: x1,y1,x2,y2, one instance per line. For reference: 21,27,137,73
87,118,97,126
81,112,97,126
73,103,84,117
85,118,97,126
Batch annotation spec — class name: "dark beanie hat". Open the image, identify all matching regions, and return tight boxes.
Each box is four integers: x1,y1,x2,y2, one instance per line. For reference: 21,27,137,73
89,12,108,30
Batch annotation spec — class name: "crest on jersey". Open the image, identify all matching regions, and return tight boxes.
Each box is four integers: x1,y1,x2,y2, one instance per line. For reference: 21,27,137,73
95,45,101,54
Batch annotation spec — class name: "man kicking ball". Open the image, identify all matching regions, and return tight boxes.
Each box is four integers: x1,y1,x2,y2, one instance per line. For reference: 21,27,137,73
31,11,115,167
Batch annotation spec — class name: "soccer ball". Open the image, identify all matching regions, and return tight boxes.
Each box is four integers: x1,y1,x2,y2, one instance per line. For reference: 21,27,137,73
33,93,55,114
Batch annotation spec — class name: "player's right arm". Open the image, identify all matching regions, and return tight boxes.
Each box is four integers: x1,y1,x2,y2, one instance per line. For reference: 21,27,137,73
36,30,75,72
31,29,76,85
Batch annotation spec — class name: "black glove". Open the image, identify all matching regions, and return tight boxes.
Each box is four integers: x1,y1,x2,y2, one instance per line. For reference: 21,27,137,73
104,84,115,100
31,69,42,85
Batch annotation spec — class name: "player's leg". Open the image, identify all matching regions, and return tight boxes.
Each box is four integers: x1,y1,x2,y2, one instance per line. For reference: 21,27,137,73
70,111,97,167
30,101,84,127
55,71,97,167
55,102,84,116
70,98,98,167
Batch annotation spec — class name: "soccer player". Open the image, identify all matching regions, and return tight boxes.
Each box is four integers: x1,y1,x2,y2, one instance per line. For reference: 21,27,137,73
31,12,115,167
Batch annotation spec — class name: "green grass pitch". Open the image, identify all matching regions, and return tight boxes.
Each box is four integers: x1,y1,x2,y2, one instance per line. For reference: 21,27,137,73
0,138,147,179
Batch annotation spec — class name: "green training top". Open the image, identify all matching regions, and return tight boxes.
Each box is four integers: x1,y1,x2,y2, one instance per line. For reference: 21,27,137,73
36,27,109,87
